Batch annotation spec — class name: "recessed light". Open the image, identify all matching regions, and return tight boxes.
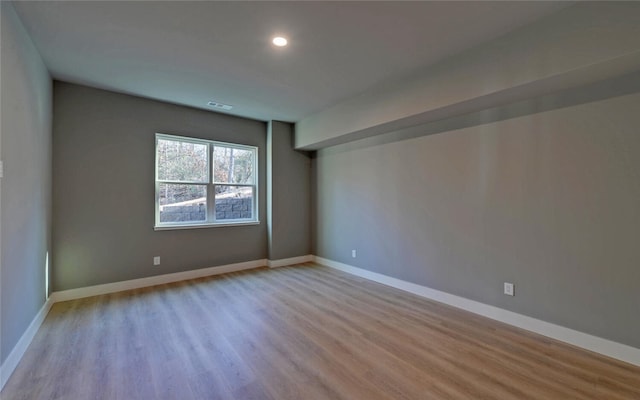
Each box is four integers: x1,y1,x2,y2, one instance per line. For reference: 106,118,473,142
272,36,288,47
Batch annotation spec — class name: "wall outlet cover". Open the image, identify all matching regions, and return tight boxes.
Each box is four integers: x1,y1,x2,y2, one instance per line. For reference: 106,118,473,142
504,282,515,296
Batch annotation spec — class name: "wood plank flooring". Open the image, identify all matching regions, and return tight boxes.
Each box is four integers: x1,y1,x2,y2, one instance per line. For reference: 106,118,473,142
2,263,639,399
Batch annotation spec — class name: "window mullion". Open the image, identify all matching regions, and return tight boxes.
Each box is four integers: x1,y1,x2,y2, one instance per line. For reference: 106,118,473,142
211,183,254,187
208,144,215,223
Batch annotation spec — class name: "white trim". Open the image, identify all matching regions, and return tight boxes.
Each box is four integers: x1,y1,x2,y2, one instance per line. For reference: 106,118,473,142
1,297,54,390
154,132,259,230
2,259,267,389
314,256,640,367
6,255,638,393
267,255,314,268
154,221,260,231
51,259,266,303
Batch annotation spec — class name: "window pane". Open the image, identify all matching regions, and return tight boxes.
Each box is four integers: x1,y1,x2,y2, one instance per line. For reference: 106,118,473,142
215,185,253,220
157,139,208,182
159,183,206,223
213,146,254,184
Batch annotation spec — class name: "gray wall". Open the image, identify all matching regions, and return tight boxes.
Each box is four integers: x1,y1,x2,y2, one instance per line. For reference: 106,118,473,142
267,121,311,260
0,3,52,364
314,86,640,349
52,82,267,291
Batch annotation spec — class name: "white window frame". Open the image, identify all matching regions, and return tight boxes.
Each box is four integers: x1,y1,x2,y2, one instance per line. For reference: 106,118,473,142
154,133,259,230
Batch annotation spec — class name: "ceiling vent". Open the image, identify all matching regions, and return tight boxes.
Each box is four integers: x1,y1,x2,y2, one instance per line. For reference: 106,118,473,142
207,101,233,111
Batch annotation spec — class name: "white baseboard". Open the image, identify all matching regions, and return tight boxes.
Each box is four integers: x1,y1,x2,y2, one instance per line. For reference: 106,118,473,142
51,255,314,302
51,259,267,303
5,254,638,394
3,254,318,389
1,297,54,390
314,256,640,367
267,254,314,268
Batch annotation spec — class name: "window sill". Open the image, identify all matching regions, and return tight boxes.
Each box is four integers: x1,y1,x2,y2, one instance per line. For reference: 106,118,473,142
154,220,260,231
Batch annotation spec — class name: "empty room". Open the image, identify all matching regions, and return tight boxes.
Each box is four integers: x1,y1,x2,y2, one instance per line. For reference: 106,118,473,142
2,1,640,399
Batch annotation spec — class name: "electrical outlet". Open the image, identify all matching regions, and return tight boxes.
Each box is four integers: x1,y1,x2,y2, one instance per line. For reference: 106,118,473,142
504,282,514,296
351,249,357,258
153,256,161,266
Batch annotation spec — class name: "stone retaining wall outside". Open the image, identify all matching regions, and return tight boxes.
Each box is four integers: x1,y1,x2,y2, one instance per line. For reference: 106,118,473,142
160,197,252,222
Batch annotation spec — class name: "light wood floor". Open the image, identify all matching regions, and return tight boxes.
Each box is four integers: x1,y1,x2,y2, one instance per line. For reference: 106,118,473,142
2,263,639,399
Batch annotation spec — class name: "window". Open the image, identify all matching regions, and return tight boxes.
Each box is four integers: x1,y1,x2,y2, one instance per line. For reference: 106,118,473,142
155,133,258,229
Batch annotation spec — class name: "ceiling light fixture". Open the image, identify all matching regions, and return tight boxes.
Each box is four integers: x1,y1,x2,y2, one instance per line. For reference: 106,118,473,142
272,36,288,47
207,101,233,111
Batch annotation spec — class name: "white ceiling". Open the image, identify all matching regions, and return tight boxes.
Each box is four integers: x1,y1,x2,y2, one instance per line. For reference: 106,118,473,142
13,1,569,122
